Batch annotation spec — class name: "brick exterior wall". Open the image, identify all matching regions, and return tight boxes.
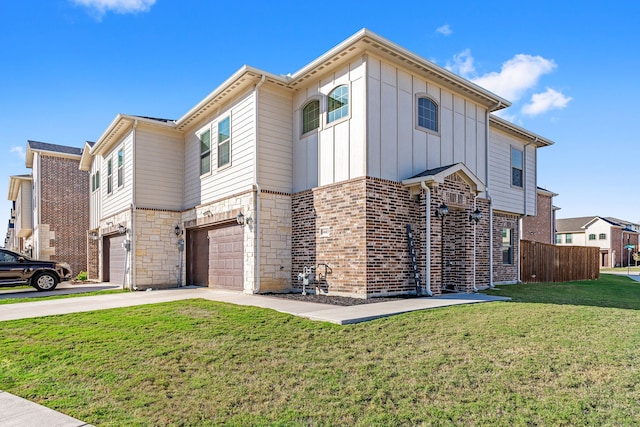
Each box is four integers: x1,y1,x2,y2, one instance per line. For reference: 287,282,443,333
521,192,554,244
87,229,99,280
493,212,520,284
292,174,491,298
39,155,89,276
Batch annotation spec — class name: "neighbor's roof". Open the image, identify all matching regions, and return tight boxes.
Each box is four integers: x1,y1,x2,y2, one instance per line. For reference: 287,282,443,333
26,140,83,168
555,217,597,233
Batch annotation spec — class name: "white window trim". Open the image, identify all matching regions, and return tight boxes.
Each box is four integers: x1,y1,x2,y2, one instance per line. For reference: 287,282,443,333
106,157,113,196
325,84,351,128
197,124,213,178
415,93,440,135
216,114,232,171
300,96,323,138
117,148,124,188
510,146,524,190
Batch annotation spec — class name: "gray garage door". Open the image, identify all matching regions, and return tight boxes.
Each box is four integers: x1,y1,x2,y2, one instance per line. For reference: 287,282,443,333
103,234,126,283
187,224,243,290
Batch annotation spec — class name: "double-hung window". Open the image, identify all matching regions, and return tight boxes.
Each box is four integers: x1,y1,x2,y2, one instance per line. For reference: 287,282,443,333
417,97,438,132
327,85,348,123
91,171,100,192
107,159,113,194
589,234,596,241
217,116,231,168
200,129,211,175
511,147,523,187
117,149,124,188
566,233,573,244
599,233,607,240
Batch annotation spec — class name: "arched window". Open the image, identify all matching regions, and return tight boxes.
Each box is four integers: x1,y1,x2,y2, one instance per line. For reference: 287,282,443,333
327,85,349,123
302,100,320,134
417,97,438,132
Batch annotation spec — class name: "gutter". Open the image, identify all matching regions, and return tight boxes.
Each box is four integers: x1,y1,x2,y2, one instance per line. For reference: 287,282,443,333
420,181,433,296
253,75,266,293
131,119,138,291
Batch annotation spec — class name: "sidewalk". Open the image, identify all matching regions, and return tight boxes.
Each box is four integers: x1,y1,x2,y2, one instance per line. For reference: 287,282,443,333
0,285,508,426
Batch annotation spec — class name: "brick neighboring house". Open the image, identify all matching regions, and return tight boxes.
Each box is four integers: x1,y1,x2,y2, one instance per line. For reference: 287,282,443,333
556,216,639,267
24,140,89,276
81,29,554,296
521,187,559,244
6,174,33,254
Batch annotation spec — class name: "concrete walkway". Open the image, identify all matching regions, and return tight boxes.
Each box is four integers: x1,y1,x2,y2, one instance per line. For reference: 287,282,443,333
0,284,508,426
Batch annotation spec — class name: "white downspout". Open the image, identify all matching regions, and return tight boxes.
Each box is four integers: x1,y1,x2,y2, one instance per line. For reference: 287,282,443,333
518,139,535,283
420,181,433,296
253,75,266,293
131,119,138,291
486,103,500,288
473,194,479,292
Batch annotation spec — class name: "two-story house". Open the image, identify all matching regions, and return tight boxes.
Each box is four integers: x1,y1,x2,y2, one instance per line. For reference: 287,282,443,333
82,29,553,296
521,187,559,244
7,174,33,254
556,216,639,268
23,140,90,275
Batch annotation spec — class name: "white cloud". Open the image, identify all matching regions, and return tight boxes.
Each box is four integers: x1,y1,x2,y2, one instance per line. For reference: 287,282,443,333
71,0,155,16
522,88,572,116
436,24,452,36
446,48,475,77
471,54,557,102
10,146,25,160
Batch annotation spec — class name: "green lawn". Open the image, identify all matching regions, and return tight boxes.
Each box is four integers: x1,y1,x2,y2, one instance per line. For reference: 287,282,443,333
2,275,640,425
0,289,126,305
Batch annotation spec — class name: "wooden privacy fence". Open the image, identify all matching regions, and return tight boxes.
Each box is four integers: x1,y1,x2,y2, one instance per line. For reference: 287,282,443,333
520,240,600,283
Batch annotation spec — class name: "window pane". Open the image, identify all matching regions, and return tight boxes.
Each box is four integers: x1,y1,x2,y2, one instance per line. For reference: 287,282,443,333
328,85,348,123
511,148,523,168
218,141,230,168
512,168,523,187
201,153,210,175
302,100,320,133
418,97,438,131
96,171,99,188
200,130,211,153
218,117,230,143
118,150,123,167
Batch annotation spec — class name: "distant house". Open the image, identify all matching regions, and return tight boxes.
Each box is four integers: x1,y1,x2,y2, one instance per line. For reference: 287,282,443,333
81,29,554,296
556,216,639,267
6,174,33,254
21,140,90,275
521,187,559,244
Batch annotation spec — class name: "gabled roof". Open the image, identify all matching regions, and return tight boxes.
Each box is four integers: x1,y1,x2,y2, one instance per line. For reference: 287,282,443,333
26,140,83,168
402,163,486,194
175,28,512,132
537,186,558,197
555,217,597,233
489,115,554,147
605,217,640,231
8,174,32,201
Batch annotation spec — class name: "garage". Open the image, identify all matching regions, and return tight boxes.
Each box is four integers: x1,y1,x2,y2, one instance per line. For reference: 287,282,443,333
187,223,244,290
103,234,126,283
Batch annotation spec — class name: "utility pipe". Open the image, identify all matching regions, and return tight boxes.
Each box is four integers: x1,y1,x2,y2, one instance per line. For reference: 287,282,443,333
486,103,501,288
131,119,138,291
253,75,266,293
517,139,535,283
420,181,433,296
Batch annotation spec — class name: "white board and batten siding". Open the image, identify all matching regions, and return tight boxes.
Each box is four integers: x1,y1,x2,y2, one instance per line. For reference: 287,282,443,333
135,125,184,211
366,54,488,183
489,128,537,216
101,131,134,219
183,89,255,209
257,85,293,194
292,57,366,193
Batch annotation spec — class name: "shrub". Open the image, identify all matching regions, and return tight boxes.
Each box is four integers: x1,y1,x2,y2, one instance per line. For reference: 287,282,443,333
76,271,88,281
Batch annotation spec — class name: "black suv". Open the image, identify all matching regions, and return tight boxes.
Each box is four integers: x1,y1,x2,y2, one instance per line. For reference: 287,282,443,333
0,248,72,291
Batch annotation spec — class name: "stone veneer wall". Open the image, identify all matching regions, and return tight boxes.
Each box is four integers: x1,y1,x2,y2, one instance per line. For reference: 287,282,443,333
39,155,89,275
492,211,520,284
181,191,255,292
258,192,292,293
134,209,182,288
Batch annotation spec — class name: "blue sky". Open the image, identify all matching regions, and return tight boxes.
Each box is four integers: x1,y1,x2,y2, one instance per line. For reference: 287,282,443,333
2,0,639,238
